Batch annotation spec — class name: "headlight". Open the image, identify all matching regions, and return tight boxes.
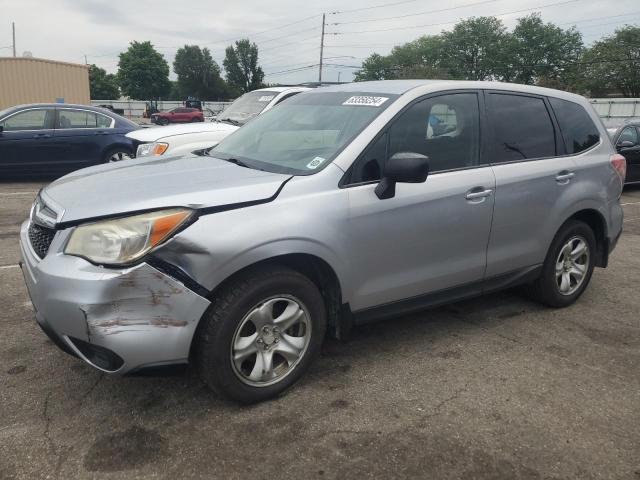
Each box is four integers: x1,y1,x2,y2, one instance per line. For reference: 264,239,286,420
137,142,169,157
65,208,193,265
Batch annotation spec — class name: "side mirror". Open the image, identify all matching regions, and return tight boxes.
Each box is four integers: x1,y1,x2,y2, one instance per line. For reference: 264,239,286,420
375,152,429,200
617,140,635,150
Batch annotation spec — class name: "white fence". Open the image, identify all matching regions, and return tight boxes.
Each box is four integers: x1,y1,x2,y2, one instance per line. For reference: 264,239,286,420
90,99,232,119
589,98,640,128
90,97,639,127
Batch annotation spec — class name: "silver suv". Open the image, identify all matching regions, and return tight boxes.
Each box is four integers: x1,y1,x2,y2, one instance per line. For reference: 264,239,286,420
20,80,625,403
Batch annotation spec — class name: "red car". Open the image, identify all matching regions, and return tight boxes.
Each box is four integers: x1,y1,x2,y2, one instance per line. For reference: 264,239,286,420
150,108,203,125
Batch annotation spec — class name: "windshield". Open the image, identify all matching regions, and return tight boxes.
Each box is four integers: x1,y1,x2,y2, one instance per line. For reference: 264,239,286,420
217,90,279,126
211,91,398,175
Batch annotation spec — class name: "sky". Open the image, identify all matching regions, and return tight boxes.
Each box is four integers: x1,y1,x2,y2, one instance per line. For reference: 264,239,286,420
1,0,639,85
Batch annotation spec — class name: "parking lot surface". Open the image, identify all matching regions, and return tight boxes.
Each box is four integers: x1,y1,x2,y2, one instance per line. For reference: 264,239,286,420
1,181,639,480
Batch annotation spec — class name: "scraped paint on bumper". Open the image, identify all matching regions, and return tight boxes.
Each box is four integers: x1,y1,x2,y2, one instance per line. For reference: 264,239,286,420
19,220,211,373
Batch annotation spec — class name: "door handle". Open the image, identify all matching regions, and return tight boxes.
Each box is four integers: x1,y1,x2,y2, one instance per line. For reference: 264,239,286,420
33,133,51,139
555,171,575,184
465,188,493,201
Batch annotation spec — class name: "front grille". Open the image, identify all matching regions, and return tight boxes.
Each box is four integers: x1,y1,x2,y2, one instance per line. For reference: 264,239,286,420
28,223,56,259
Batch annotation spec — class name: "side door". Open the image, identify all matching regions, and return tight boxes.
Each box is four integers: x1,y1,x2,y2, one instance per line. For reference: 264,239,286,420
615,126,640,183
344,91,496,313
484,91,575,279
0,107,57,177
174,108,190,122
53,108,107,171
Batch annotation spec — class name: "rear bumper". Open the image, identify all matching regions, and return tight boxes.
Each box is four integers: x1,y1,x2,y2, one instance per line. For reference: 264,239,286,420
19,220,211,374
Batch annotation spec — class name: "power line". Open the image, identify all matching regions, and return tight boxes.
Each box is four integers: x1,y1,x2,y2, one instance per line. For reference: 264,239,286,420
85,14,321,60
265,64,319,76
200,14,321,46
328,0,425,16
260,46,320,67
329,0,580,35
558,11,640,26
574,17,640,30
331,0,500,26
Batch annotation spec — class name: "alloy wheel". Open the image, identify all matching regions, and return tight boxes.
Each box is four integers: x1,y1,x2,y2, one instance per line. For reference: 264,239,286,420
231,296,311,387
555,236,590,296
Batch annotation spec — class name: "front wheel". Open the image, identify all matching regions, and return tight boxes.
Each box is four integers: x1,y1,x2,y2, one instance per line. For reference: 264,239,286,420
194,266,326,403
103,148,131,163
527,220,596,308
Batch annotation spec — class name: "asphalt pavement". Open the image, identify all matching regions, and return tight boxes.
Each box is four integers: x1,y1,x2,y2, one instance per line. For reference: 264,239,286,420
1,182,639,479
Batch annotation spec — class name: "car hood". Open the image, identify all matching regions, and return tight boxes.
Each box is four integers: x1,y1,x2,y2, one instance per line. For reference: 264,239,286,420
126,122,238,143
42,154,291,224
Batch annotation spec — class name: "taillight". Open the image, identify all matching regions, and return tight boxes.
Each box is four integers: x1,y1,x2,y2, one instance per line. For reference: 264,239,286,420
610,154,626,183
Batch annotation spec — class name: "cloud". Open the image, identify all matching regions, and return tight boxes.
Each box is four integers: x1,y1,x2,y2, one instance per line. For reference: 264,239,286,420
2,0,638,84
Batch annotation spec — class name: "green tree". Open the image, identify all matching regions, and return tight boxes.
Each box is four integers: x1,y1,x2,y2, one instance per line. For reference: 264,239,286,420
88,64,120,99
509,14,583,86
223,39,264,93
354,53,396,81
117,41,171,100
355,36,448,81
440,17,509,80
173,45,227,100
580,26,640,97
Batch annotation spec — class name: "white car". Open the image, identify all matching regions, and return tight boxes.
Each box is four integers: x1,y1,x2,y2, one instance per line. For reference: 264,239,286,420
128,86,311,158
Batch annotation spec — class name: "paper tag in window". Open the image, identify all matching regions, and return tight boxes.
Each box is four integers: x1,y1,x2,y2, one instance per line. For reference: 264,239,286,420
343,96,389,107
258,95,275,102
306,157,326,170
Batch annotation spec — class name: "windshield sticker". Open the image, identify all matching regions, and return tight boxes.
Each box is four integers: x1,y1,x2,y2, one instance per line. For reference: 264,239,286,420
306,157,326,170
343,96,389,107
258,95,275,102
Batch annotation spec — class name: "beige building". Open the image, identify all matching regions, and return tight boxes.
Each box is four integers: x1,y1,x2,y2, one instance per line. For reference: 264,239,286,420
0,57,90,110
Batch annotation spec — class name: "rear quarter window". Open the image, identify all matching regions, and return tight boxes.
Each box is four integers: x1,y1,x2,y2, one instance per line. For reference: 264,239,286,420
549,97,600,154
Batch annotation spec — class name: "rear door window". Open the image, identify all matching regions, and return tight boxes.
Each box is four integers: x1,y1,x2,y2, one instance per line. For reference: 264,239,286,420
549,97,600,154
488,93,556,163
96,113,113,128
57,110,99,129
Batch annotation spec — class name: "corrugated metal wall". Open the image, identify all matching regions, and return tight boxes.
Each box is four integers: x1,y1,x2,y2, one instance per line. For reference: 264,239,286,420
0,57,90,110
589,98,640,128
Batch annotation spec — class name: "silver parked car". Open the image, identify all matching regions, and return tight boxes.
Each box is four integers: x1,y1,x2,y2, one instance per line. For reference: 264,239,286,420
20,80,625,403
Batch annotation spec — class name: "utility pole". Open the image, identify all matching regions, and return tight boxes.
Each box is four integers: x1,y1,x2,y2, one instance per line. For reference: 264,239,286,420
12,22,16,57
318,13,325,83
84,54,88,65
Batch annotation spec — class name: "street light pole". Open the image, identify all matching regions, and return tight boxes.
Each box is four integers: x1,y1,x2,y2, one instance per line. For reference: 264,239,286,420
12,22,16,57
318,13,325,83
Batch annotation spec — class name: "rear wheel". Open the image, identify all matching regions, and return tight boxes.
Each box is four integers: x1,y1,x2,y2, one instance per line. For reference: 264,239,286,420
527,220,596,307
195,266,326,403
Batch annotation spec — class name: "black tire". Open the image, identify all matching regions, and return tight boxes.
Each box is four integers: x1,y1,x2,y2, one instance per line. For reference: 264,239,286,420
103,148,131,163
195,266,327,403
159,118,170,126
527,220,596,308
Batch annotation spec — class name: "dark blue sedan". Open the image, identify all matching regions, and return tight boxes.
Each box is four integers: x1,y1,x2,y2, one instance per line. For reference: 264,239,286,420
0,103,140,178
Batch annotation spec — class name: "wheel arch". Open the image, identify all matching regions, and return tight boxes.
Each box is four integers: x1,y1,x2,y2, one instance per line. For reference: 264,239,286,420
100,140,134,161
190,253,350,361
565,208,608,267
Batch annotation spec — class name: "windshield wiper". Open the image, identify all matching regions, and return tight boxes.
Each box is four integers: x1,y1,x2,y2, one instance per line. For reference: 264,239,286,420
218,157,251,168
217,117,240,126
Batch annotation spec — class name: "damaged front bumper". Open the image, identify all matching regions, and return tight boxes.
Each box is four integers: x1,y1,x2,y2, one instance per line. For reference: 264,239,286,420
19,220,211,374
